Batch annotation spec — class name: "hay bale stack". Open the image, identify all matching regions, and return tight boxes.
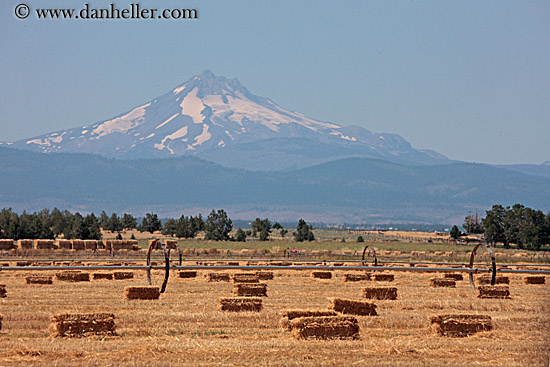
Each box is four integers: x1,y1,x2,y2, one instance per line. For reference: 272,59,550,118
55,271,90,282
430,314,493,337
34,239,57,249
373,274,394,282
113,271,134,280
524,276,545,284
218,297,263,312
104,240,112,251
0,239,15,250
18,239,33,250
344,273,371,282
362,287,398,300
25,276,53,284
112,240,132,251
256,271,274,280
71,240,85,251
226,261,240,266
0,314,2,330
16,261,32,266
178,271,197,278
232,273,260,283
206,273,230,282
280,310,338,330
312,271,332,279
430,278,456,288
57,240,72,249
233,283,267,297
328,298,377,316
477,285,511,299
0,263,9,267
84,240,97,250
92,273,114,280
477,275,510,285
0,284,6,297
49,313,116,337
290,316,360,340
444,273,463,281
124,286,160,300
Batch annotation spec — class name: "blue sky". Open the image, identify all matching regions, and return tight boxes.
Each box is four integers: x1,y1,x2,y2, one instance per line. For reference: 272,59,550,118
1,0,549,165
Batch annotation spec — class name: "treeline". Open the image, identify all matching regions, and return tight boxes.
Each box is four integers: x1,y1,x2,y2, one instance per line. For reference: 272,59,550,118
463,204,550,251
0,208,316,243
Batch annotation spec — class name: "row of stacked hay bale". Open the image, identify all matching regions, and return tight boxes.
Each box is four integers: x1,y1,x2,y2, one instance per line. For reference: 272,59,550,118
5,239,140,251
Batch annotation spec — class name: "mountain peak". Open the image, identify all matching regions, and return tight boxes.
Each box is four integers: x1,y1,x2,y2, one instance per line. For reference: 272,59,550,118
5,71,449,169
173,70,249,99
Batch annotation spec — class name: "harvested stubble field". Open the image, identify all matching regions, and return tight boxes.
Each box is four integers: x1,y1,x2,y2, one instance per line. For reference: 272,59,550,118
0,267,548,366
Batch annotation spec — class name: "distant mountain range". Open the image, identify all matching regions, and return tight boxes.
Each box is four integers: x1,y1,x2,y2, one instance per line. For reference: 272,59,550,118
1,147,549,224
1,70,449,170
1,70,548,224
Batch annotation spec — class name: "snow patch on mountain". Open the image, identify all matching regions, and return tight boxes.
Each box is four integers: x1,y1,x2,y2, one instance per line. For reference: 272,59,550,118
156,113,179,130
92,102,151,137
154,126,188,153
193,124,211,146
180,88,205,124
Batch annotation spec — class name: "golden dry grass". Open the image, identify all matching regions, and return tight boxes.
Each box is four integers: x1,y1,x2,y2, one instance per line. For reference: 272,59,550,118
0,267,548,366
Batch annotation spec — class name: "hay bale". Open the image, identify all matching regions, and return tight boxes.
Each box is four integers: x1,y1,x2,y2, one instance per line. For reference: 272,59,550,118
71,240,85,250
430,278,456,288
124,286,160,300
18,239,33,250
0,314,2,330
328,298,377,316
0,284,6,298
113,271,134,280
362,287,398,300
57,240,72,249
50,313,116,337
34,239,57,249
430,314,493,337
0,239,15,250
524,276,545,284
206,273,230,282
256,271,274,280
373,274,394,282
218,297,263,312
312,271,332,279
280,310,338,330
84,240,97,250
233,283,267,297
444,273,463,281
290,316,360,340
232,274,260,283
178,271,197,278
92,273,114,280
477,275,510,285
477,285,510,299
55,271,90,282
25,276,53,284
344,273,371,282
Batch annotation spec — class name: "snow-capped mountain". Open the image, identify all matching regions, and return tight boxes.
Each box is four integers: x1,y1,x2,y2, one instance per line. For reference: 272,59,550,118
3,70,449,169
